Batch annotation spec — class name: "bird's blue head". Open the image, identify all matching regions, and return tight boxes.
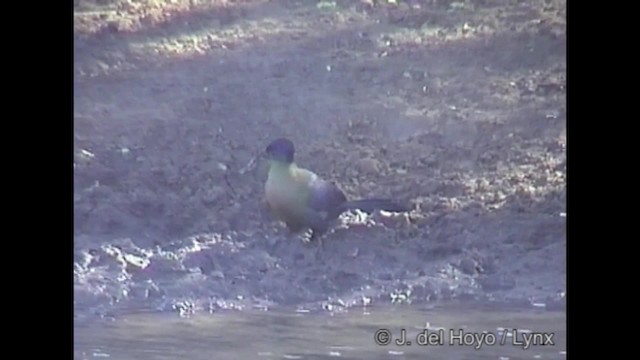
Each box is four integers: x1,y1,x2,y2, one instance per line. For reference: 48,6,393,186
265,138,295,164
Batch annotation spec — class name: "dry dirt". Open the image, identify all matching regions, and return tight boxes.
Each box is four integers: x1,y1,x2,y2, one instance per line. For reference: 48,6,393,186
73,0,566,319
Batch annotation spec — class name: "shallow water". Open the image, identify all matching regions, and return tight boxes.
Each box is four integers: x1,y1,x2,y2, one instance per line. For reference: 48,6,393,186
74,304,566,360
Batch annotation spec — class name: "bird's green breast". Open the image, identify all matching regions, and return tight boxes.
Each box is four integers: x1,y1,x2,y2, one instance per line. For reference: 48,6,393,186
265,162,312,229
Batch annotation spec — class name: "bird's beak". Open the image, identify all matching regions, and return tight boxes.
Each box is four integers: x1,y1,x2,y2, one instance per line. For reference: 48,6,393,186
261,150,271,162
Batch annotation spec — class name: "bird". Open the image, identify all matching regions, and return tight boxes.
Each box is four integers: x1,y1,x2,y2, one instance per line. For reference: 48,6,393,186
264,137,410,242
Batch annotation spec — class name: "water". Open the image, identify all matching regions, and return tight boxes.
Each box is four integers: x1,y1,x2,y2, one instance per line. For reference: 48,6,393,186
74,304,566,360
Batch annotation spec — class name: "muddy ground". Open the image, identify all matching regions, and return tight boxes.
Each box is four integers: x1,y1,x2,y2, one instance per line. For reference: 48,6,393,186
73,0,566,320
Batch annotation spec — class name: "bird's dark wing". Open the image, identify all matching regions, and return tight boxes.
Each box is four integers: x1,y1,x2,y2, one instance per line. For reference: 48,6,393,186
296,177,347,239
307,178,347,214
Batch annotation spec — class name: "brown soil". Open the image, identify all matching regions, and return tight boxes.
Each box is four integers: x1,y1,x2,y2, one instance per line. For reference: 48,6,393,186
74,0,566,317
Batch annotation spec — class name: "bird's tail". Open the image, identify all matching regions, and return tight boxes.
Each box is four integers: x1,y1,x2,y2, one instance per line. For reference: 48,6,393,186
330,198,410,219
